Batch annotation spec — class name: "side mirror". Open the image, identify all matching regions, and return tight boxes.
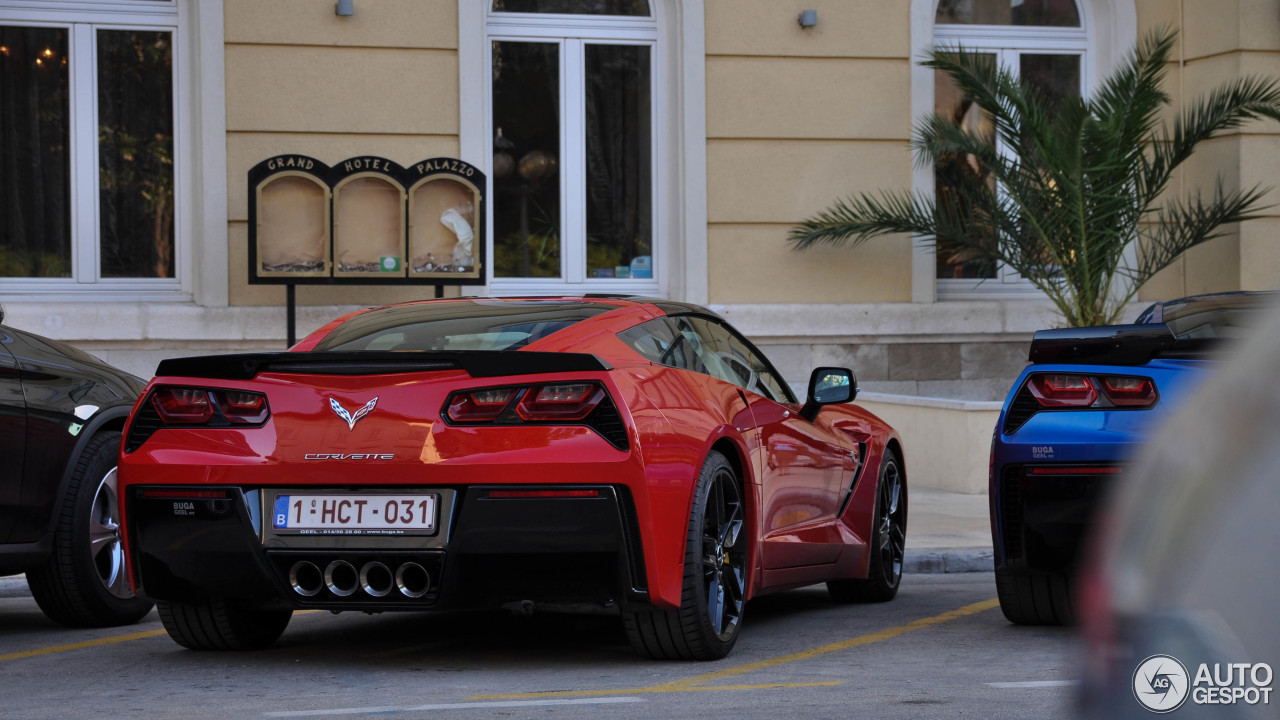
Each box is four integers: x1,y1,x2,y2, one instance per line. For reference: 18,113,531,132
0,304,4,325
800,367,856,421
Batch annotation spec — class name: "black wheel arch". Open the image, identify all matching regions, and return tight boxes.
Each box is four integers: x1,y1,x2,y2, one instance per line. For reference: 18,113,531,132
45,407,131,536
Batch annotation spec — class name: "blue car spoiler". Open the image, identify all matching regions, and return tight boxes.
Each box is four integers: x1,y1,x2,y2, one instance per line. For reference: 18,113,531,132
1028,324,1180,366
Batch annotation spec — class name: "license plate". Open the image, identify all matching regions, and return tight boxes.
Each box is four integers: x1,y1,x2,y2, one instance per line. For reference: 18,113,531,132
271,493,437,535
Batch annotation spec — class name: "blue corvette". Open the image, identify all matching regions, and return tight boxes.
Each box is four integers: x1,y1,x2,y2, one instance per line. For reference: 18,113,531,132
990,292,1274,625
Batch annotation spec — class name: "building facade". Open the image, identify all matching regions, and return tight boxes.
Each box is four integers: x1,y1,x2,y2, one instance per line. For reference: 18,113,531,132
2,0,1276,399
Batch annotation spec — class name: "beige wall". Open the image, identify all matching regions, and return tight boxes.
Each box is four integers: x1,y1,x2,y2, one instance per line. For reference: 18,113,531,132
223,0,461,307
1141,0,1280,300
857,395,1000,493
704,0,914,304
219,0,1275,310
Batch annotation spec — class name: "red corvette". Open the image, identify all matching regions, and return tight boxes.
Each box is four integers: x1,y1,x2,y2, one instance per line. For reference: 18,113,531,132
119,297,907,659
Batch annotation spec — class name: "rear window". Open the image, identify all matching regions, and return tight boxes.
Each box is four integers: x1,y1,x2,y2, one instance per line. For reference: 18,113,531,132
1144,294,1276,341
311,300,617,352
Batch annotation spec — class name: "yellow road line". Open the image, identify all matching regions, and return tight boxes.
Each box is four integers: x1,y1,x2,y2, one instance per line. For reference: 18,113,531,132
664,597,1001,690
1,609,323,663
0,628,168,663
468,597,1000,701
470,682,843,701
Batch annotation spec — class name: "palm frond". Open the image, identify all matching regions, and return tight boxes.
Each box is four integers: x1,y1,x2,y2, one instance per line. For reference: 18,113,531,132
792,27,1280,326
1132,182,1271,284
787,191,939,251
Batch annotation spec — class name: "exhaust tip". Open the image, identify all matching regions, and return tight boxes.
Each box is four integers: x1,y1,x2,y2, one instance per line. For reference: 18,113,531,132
289,561,323,597
324,560,359,597
395,562,431,599
360,561,394,598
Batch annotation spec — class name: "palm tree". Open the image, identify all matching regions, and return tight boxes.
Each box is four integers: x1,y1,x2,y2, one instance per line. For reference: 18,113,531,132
790,29,1280,327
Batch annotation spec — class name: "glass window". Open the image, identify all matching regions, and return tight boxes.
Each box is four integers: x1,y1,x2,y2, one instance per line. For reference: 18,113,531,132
935,0,1080,27
492,41,561,279
492,0,649,16
0,2,182,293
313,299,617,352
0,26,70,278
620,316,795,403
933,52,997,280
932,0,1085,292
487,1,657,293
97,29,174,279
684,317,794,403
619,316,701,372
585,43,651,281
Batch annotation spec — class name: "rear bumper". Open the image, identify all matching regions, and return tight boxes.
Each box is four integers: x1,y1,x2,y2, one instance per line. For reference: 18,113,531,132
990,464,1118,575
126,485,650,612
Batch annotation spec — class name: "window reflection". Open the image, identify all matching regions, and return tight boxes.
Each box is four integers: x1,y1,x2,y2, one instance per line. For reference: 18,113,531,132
0,26,71,278
492,0,650,16
1020,54,1080,113
97,29,174,279
936,0,1080,27
492,41,561,278
934,53,998,280
585,44,651,280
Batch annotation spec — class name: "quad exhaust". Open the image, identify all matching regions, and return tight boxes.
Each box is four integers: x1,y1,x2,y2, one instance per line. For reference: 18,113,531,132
395,562,431,599
287,558,432,599
289,561,323,597
359,561,394,598
324,560,359,597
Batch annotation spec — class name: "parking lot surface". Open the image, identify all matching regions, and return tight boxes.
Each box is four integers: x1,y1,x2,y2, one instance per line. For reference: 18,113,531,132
1,572,1076,719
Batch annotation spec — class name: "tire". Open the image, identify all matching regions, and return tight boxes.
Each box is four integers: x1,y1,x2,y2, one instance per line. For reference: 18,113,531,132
995,568,1075,625
828,450,906,603
623,450,747,660
157,599,293,651
26,431,154,627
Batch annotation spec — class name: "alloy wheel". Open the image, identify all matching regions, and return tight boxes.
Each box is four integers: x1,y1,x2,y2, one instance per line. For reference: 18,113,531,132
877,461,905,588
89,468,130,599
701,467,746,640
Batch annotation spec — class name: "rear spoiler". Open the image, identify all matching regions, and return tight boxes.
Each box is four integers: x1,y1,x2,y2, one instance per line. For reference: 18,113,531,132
155,350,613,380
1028,324,1178,366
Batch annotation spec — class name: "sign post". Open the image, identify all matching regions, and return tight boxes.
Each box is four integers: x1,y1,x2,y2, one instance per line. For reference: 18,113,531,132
247,155,487,346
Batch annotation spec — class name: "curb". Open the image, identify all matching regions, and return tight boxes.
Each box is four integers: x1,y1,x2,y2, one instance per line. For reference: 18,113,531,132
904,548,993,574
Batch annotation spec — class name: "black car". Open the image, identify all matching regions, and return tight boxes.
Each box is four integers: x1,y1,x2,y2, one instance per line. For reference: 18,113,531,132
1,304,153,626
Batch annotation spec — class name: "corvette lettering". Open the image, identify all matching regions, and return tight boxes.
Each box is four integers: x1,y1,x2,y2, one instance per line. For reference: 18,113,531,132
304,453,395,460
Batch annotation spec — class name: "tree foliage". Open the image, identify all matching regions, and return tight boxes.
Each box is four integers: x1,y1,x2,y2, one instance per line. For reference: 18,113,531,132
790,29,1280,327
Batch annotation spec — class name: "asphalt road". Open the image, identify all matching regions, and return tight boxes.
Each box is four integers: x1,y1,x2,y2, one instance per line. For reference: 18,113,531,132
0,573,1079,719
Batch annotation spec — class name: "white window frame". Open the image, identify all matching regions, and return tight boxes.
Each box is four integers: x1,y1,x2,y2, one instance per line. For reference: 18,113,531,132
909,0,1137,303
932,7,1090,299
461,0,708,303
0,0,195,301
485,6,660,296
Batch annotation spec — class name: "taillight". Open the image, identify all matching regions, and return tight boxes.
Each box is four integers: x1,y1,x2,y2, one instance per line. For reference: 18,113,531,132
1005,373,1160,434
148,387,270,426
220,391,270,424
1101,377,1158,407
440,381,626,450
446,388,517,422
152,388,214,423
1027,374,1098,407
515,383,602,421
